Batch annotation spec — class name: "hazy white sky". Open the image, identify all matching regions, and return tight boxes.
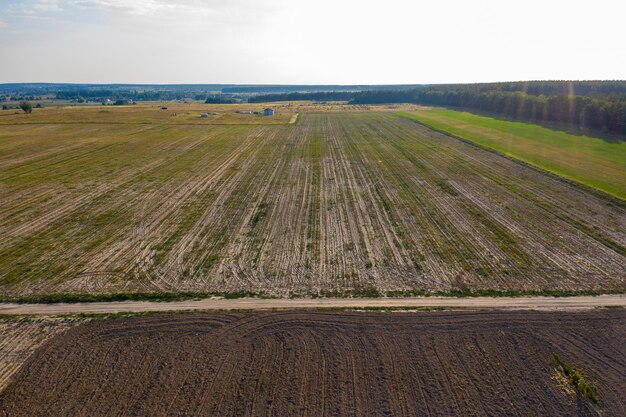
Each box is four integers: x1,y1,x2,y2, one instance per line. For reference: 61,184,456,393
1,0,624,84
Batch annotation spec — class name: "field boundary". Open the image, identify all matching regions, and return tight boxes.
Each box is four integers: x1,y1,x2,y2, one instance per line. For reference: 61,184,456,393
397,112,626,206
1,288,625,304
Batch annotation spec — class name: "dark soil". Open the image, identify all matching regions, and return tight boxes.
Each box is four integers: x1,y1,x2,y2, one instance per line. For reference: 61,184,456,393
1,310,624,416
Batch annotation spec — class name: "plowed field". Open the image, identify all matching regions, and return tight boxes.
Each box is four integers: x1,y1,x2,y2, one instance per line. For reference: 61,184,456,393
1,111,624,296
0,311,623,416
0,318,78,392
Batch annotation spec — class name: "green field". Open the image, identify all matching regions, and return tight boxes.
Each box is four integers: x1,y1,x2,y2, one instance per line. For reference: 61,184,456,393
398,109,626,200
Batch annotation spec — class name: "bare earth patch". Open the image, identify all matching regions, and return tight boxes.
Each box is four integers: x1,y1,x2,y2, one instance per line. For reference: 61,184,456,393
0,318,79,392
0,310,623,416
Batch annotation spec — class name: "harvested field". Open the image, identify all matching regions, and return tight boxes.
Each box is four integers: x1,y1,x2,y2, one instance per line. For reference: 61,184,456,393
0,111,624,296
0,103,295,125
0,310,624,416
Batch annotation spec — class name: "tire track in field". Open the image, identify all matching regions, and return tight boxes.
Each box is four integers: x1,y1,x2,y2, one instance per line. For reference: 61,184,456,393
400,115,626,287
3,311,623,416
47,128,238,292
130,126,268,289
1,112,624,295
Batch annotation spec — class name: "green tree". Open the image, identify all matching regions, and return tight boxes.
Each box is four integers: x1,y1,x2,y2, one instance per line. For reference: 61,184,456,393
19,101,33,114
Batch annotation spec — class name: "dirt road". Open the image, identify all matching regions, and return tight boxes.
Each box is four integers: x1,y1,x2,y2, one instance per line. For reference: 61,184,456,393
0,295,623,315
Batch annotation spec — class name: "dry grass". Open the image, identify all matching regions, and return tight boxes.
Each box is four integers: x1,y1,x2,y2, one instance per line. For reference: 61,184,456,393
0,103,294,125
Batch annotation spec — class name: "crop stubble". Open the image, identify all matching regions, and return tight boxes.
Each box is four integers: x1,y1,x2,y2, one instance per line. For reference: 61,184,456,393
0,112,624,295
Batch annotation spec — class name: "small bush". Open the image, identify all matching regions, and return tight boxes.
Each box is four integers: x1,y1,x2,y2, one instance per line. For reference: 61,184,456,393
551,353,599,404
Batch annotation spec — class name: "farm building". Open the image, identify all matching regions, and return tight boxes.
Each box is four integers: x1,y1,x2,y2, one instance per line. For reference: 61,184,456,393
200,112,208,118
263,108,274,116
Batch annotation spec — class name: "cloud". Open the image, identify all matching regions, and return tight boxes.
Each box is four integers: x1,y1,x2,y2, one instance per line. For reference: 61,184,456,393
33,0,63,12
1,0,62,18
0,19,7,30
70,0,279,17
71,0,171,15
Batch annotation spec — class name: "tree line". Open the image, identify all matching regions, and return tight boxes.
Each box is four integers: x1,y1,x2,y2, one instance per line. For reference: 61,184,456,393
55,90,199,101
410,80,626,98
249,91,355,103
352,90,626,135
251,81,626,135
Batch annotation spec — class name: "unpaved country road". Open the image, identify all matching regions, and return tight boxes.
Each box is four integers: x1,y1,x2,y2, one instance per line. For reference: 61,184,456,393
0,295,624,315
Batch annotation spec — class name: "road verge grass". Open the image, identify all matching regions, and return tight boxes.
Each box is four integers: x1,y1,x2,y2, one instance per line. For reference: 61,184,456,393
1,288,623,304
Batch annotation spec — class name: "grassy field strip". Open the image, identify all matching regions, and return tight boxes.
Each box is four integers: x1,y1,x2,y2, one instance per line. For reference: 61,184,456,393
397,109,626,200
0,112,624,296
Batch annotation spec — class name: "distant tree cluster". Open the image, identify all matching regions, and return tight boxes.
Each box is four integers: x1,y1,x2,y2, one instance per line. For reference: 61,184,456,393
248,91,354,103
224,85,418,94
56,90,189,102
205,96,239,104
55,89,229,103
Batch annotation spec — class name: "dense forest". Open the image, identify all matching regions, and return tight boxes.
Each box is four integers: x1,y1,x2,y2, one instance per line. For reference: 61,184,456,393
253,81,626,135
223,84,418,93
248,91,355,103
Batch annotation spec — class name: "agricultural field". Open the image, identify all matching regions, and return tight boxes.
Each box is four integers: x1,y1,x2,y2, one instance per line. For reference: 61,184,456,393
0,108,624,298
399,109,626,199
0,103,295,125
0,310,623,416
0,317,79,392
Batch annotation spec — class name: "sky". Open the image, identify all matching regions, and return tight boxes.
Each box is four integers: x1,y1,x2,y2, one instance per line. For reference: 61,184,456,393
0,0,625,84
